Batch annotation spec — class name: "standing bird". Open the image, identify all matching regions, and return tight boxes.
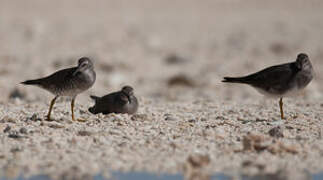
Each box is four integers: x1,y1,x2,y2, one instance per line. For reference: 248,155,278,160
88,86,138,115
222,53,313,119
21,57,96,121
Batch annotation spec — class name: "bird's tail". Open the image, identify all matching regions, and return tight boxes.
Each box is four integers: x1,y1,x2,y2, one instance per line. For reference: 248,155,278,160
89,95,100,114
90,95,100,102
222,77,249,83
20,79,43,85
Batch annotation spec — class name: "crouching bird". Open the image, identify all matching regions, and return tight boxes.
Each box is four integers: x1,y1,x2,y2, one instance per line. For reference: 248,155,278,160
88,86,138,115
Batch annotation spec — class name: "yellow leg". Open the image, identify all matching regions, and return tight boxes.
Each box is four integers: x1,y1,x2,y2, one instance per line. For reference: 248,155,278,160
71,98,76,121
71,97,86,122
279,98,285,120
47,96,58,120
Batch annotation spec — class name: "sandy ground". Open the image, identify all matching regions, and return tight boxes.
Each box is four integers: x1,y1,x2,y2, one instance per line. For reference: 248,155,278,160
0,0,323,179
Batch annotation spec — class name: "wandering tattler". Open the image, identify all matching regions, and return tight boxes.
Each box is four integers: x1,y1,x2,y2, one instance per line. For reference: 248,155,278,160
21,57,96,121
222,53,313,119
88,86,138,115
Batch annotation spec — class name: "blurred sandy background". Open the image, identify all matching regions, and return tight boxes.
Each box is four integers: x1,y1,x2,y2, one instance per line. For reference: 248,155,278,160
0,0,323,179
0,0,322,104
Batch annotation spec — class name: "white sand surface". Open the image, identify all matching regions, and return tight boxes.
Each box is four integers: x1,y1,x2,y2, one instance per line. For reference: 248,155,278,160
0,0,322,179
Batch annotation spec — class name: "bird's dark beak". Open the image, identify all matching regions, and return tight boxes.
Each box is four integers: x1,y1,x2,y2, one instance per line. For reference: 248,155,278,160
127,95,132,103
296,61,302,70
73,66,82,76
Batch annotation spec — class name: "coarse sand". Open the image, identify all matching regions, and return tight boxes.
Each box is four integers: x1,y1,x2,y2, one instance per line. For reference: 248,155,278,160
0,0,323,179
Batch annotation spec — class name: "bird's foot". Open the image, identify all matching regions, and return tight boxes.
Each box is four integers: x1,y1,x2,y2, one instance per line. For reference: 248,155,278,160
46,116,53,121
73,118,87,122
77,118,87,122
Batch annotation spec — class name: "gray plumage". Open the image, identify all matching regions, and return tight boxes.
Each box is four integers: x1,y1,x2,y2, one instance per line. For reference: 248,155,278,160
222,53,314,119
21,57,96,97
21,57,96,121
89,86,138,115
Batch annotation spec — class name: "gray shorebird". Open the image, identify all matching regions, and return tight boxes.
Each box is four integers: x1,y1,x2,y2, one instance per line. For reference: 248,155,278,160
21,57,96,121
222,53,313,119
88,86,138,115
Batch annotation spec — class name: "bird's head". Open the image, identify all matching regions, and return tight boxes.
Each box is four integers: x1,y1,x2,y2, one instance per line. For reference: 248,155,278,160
121,86,134,96
121,86,134,103
73,57,94,75
296,53,312,70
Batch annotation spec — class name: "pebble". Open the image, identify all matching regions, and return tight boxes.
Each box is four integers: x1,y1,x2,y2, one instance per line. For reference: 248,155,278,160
47,122,65,129
10,147,23,153
131,114,148,121
164,114,177,121
268,126,284,138
187,154,210,168
3,125,11,133
26,114,41,122
78,130,92,136
19,127,28,134
1,116,16,123
8,131,24,139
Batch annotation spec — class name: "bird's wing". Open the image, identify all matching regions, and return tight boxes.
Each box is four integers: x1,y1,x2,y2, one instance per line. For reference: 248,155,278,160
114,93,128,106
243,62,299,90
92,92,118,113
41,67,76,86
